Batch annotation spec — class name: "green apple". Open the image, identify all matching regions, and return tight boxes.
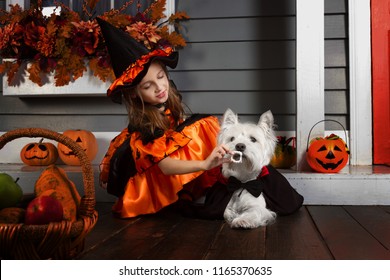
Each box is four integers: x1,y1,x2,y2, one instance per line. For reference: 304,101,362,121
0,173,23,210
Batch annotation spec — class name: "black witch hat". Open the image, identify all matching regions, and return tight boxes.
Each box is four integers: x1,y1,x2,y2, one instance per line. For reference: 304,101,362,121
96,17,178,103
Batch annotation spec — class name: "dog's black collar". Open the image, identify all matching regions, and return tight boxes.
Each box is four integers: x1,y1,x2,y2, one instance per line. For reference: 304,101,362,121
227,176,264,197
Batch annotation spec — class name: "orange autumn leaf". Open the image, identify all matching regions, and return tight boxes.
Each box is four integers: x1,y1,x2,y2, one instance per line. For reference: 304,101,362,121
45,18,58,37
6,60,22,85
169,11,190,23
54,65,71,86
89,57,115,82
0,63,7,74
0,0,189,88
87,0,99,10
149,0,166,23
70,56,87,80
165,31,187,48
27,62,43,86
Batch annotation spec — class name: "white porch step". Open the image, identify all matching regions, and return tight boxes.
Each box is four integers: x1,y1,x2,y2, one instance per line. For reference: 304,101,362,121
1,164,389,205
283,165,390,205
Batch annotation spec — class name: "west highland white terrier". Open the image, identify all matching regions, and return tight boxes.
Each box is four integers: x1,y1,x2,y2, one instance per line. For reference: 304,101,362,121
180,109,303,227
218,109,278,228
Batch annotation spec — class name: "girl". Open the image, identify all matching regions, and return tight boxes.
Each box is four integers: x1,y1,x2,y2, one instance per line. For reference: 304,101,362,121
97,18,230,218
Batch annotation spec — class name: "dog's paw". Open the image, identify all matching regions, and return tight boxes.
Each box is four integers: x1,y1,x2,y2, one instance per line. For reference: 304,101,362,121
223,208,236,223
230,218,257,229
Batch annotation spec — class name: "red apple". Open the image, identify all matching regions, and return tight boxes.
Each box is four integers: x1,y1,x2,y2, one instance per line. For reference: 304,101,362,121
25,196,64,225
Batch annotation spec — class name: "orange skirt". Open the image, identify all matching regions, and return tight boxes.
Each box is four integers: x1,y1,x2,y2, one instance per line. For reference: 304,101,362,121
102,115,221,218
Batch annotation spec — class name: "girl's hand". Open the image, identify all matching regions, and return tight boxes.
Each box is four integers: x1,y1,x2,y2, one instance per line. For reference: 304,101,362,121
202,144,232,170
158,145,232,175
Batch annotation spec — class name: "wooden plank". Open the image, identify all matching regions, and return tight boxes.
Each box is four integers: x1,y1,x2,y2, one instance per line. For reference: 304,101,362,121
325,0,347,14
139,217,224,260
182,91,296,115
79,203,140,258
325,15,347,38
180,40,346,70
205,223,266,260
182,17,296,42
344,206,390,250
325,40,348,67
0,96,125,115
3,89,346,116
178,0,296,18
325,68,348,89
178,41,296,70
380,206,390,214
78,206,185,260
78,205,390,260
325,91,348,114
308,206,390,259
322,115,348,130
171,70,296,91
265,207,333,259
0,89,294,115
0,115,128,132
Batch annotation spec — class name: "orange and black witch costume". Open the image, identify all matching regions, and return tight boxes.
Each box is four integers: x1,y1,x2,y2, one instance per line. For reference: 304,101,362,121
100,112,222,218
97,18,222,218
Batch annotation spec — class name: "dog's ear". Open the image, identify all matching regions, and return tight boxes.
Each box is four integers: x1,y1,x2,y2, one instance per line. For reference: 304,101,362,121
221,108,238,128
258,110,274,130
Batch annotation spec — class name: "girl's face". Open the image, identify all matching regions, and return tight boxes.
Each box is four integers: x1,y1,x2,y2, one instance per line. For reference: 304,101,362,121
136,61,170,106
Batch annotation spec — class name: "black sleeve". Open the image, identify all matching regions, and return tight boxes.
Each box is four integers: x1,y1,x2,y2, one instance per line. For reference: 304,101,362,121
106,137,137,197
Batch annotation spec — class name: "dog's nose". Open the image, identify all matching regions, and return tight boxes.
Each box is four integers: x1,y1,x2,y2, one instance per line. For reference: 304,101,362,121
235,143,246,151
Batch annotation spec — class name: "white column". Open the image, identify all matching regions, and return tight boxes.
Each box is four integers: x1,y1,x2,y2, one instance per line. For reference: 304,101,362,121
165,0,175,33
296,0,325,171
348,0,372,165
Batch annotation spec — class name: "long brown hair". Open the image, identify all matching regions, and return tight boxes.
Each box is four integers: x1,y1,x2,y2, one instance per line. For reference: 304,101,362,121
122,63,185,135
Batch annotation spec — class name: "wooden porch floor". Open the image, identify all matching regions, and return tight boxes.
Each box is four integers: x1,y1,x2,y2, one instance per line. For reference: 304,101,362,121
77,202,390,260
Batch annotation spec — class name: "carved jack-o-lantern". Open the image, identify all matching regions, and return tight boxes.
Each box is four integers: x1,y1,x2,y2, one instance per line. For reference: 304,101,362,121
20,138,58,166
58,129,98,165
306,134,349,173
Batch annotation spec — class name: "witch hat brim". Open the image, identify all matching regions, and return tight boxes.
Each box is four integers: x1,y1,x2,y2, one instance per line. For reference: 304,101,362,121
97,17,178,103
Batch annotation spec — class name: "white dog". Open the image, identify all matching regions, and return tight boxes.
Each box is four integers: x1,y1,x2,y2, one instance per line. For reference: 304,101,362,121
218,109,278,228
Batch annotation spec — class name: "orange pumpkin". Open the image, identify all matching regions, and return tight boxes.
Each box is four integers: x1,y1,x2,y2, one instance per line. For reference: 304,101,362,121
58,129,98,165
270,136,296,169
306,134,349,173
20,138,58,166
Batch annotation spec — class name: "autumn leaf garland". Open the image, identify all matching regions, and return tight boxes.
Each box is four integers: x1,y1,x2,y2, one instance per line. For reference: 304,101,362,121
0,0,189,88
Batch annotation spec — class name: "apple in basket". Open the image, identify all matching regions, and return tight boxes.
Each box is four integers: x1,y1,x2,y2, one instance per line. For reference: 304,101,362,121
25,196,63,225
0,173,23,210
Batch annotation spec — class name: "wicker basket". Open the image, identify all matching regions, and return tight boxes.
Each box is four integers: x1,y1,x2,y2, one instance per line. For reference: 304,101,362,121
0,128,98,259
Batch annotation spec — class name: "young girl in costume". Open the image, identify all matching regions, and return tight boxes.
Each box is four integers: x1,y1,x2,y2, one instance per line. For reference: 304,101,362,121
97,18,231,218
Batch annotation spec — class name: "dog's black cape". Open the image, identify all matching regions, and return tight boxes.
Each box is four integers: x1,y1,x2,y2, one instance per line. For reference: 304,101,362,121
180,165,304,220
